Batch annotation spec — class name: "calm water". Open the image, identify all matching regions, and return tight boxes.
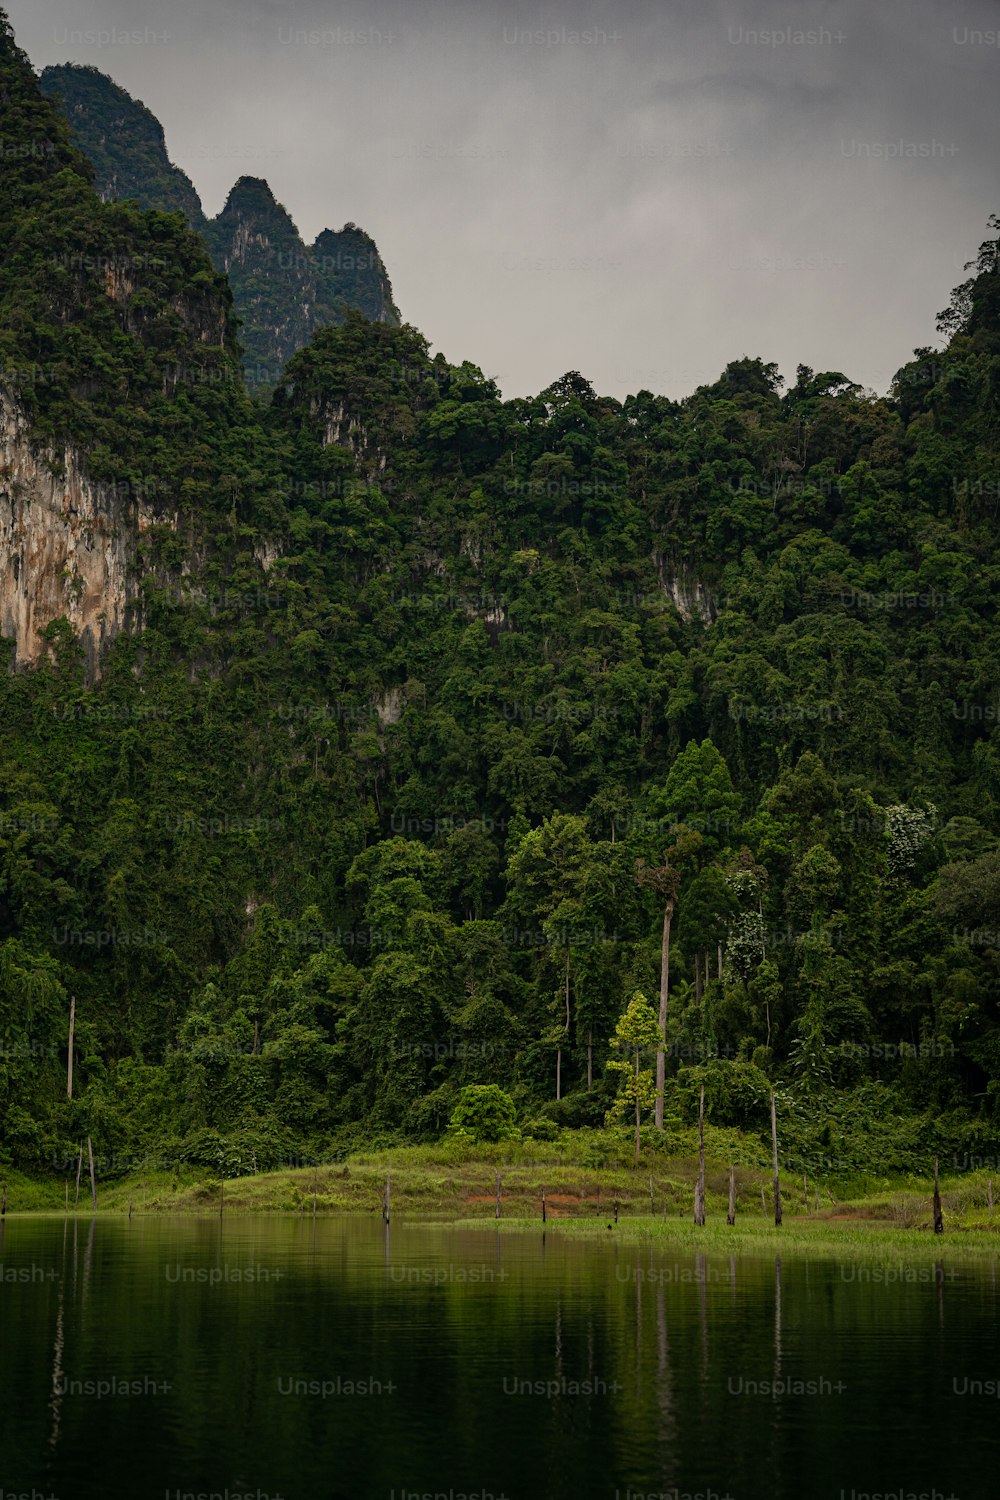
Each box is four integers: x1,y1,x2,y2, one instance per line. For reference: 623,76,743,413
0,1215,997,1500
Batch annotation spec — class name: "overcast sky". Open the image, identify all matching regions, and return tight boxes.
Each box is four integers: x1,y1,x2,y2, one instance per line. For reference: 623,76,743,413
7,0,1000,400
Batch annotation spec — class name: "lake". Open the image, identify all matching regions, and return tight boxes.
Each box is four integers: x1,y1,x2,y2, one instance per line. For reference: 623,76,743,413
0,1215,997,1499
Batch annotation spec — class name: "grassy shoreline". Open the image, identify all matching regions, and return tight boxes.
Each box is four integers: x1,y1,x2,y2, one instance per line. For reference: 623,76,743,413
4,1138,1000,1251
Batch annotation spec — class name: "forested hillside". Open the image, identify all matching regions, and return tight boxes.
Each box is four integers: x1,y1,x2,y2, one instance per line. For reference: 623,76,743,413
2,8,999,1182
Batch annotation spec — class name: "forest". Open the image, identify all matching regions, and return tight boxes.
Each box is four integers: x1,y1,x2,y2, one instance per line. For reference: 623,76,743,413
2,7,999,1186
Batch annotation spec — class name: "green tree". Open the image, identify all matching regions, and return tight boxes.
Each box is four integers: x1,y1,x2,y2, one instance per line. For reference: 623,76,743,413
605,991,661,1164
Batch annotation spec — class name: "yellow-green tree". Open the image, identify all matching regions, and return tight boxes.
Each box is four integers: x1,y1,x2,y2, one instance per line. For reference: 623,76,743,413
605,991,661,1165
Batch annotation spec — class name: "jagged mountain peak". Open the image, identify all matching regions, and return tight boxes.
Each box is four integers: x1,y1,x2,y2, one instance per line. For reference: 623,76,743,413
39,62,205,228
220,175,290,216
36,61,401,379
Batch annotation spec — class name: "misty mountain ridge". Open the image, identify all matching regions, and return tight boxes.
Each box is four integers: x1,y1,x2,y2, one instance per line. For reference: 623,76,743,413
38,61,400,380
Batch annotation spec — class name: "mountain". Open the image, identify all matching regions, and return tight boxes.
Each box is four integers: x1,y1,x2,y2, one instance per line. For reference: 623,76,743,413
312,224,400,327
0,18,250,679
3,7,1000,1182
205,175,316,379
38,61,400,382
36,62,206,229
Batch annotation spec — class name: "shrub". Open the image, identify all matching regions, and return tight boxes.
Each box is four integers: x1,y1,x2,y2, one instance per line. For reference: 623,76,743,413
447,1085,519,1144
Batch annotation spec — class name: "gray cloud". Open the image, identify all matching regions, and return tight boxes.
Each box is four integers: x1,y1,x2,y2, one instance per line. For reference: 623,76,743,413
6,0,999,399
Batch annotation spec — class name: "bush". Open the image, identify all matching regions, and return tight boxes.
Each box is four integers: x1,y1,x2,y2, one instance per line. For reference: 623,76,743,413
447,1085,519,1144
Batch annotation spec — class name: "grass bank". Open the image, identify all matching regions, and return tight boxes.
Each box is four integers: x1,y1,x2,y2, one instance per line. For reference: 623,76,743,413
4,1129,1000,1248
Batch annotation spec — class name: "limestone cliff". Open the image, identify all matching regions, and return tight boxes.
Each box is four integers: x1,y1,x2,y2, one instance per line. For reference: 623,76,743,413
0,390,165,675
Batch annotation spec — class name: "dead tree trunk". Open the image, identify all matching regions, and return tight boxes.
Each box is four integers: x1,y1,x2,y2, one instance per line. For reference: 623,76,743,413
933,1157,943,1234
74,1146,83,1210
694,954,703,1006
694,1085,706,1226
87,1136,97,1213
654,900,672,1129
557,951,570,1102
770,1092,782,1226
727,1165,736,1226
67,994,75,1099
632,1043,643,1164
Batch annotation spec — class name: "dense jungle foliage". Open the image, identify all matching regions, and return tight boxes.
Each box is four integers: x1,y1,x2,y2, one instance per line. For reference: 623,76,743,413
2,10,999,1183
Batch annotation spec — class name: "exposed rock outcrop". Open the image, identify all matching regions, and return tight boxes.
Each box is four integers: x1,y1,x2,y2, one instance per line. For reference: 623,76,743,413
0,389,163,675
654,553,717,624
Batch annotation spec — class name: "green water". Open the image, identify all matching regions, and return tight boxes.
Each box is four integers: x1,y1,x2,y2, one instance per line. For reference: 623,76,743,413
0,1215,996,1500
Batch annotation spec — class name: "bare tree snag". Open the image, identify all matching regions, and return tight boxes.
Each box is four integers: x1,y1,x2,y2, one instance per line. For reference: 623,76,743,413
770,1092,782,1227
67,994,75,1100
694,1086,706,1226
87,1136,97,1213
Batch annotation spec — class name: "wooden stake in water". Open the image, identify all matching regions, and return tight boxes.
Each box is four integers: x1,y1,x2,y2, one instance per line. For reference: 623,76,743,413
727,1165,736,1226
383,1171,390,1225
220,1173,224,1220
541,1190,546,1224
495,1171,502,1220
932,1156,943,1235
74,1145,83,1210
649,1174,655,1216
87,1137,97,1213
1,1183,6,1219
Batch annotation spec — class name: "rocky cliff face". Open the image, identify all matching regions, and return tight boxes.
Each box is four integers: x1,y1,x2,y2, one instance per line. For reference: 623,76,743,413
206,176,317,379
654,553,717,624
1,28,256,681
39,64,400,381
0,390,165,675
